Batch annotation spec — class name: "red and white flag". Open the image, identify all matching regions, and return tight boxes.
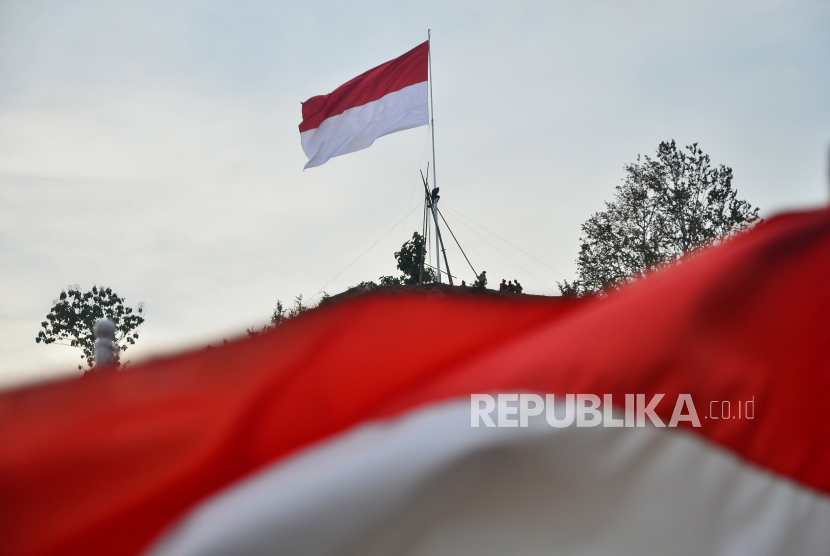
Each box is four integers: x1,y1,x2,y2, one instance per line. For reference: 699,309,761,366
2,208,830,556
299,41,429,169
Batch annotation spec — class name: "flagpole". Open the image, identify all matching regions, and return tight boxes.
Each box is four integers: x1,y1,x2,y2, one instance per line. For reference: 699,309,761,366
428,29,442,284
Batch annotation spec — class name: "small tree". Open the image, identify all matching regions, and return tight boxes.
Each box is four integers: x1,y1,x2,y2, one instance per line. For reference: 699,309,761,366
391,232,436,285
559,141,760,296
345,233,436,291
377,276,402,286
247,295,310,336
36,285,145,370
286,295,308,319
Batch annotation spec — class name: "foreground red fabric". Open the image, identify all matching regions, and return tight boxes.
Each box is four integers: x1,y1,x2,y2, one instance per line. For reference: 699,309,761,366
1,207,829,556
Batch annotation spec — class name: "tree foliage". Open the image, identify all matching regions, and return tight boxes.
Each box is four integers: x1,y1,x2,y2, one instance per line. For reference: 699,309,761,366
394,232,435,285
559,141,760,296
35,285,145,370
271,295,309,324
355,232,436,289
247,294,311,337
376,276,403,286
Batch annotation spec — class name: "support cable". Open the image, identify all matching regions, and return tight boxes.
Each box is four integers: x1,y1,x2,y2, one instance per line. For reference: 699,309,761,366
438,209,492,274
435,121,574,257
419,164,430,285
442,209,558,293
424,263,456,280
443,203,569,279
434,219,453,285
436,208,477,276
307,205,421,303
420,168,452,285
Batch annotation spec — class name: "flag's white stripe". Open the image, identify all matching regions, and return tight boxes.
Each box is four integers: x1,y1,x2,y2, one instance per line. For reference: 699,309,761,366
301,81,428,169
146,398,830,556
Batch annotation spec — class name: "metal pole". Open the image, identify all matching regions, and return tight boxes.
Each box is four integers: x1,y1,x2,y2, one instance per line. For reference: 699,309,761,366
425,196,431,280
435,220,453,285
432,203,442,283
437,207,477,277
419,193,426,285
428,29,441,283
419,166,430,285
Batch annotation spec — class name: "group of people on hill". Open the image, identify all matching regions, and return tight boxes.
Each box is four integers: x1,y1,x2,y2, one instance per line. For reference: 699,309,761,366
457,271,522,293
499,279,523,293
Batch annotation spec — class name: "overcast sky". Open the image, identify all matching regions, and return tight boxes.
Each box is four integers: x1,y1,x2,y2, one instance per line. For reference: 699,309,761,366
1,0,828,388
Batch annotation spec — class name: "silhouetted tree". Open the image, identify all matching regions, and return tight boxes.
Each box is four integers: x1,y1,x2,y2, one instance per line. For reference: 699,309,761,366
559,141,760,296
247,295,310,337
355,232,435,288
395,232,435,285
36,285,144,370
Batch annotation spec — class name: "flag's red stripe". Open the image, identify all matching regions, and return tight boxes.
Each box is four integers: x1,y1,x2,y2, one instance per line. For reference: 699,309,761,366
1,208,829,556
298,41,428,133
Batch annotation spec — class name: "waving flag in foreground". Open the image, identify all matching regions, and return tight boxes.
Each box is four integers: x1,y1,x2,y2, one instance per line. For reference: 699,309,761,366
2,207,830,556
299,41,429,169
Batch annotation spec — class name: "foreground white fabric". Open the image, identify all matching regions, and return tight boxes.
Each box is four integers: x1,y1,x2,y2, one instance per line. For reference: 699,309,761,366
5,208,830,555
147,399,830,556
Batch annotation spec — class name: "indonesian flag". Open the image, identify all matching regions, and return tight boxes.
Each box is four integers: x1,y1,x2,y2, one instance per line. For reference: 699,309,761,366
299,41,429,169
2,208,830,556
